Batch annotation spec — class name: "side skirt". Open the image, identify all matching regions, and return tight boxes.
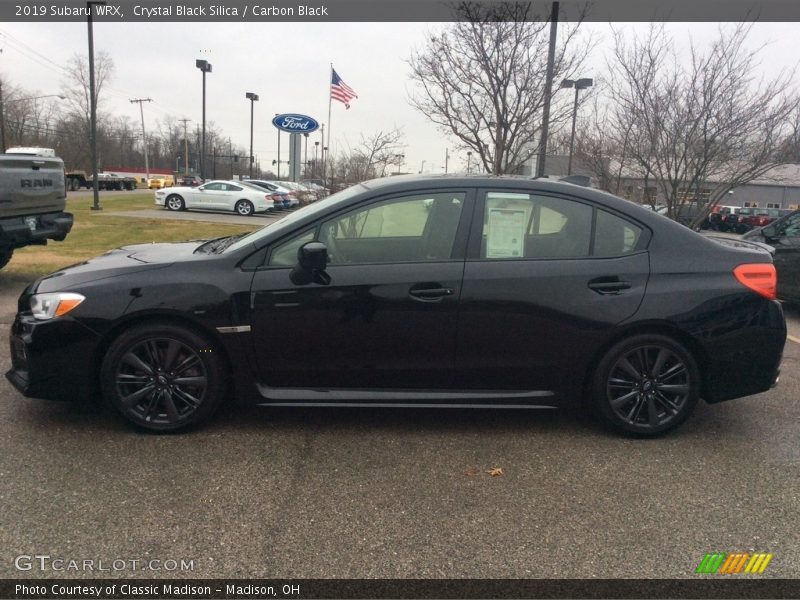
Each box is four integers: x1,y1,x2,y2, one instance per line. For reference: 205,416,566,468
255,384,558,408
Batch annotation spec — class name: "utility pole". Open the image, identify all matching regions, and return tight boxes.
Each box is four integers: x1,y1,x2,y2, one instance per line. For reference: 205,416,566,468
87,0,106,211
179,118,191,174
444,148,449,174
129,98,152,180
536,1,559,178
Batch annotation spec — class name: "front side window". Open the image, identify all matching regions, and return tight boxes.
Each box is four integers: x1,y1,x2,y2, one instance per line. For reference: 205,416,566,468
268,230,315,266
202,182,225,191
781,214,800,237
320,192,466,265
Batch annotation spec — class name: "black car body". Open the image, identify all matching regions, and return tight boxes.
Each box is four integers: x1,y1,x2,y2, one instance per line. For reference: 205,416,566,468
743,209,800,303
6,176,786,435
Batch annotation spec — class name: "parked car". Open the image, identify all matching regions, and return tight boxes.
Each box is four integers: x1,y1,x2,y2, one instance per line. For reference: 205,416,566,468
236,181,285,211
743,209,800,303
7,176,785,435
154,179,274,216
733,208,790,234
179,175,202,187
147,176,174,190
244,180,300,208
706,206,738,231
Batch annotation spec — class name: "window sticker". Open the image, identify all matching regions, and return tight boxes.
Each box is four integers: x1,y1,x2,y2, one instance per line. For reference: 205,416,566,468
486,208,527,258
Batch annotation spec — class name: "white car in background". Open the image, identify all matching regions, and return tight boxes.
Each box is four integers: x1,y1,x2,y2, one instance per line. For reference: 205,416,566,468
154,180,275,216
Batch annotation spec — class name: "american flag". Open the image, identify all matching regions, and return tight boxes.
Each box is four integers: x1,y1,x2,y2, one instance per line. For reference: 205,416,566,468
330,68,358,109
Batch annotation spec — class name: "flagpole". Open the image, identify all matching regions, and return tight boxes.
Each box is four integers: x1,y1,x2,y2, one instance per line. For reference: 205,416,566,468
326,63,333,187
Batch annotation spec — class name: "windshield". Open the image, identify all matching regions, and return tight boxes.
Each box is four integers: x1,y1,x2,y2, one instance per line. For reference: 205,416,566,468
224,183,367,253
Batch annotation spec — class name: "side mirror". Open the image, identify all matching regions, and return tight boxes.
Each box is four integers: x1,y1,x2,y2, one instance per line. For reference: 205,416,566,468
290,241,331,285
761,225,778,242
298,241,328,271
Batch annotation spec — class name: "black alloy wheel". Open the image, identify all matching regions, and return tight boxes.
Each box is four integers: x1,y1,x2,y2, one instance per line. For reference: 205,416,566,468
166,195,185,211
235,200,254,216
101,324,226,431
593,334,700,435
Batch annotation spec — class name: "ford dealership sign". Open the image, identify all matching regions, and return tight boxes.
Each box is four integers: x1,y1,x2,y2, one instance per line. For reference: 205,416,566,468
272,114,319,133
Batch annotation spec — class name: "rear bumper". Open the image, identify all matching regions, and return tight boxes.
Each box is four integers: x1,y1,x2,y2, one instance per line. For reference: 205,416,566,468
0,212,73,249
702,299,786,403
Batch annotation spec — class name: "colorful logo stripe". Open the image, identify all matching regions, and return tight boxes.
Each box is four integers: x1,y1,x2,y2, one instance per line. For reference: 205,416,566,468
696,553,773,574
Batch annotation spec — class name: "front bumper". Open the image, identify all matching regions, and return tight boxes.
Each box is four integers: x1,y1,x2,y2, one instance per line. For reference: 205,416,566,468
0,212,73,249
6,313,100,402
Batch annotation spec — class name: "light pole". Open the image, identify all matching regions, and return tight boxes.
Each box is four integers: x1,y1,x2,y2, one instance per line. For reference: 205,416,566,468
466,151,472,174
394,153,404,175
314,141,319,178
0,93,65,152
303,132,309,178
245,92,258,179
561,77,593,176
419,160,426,174
275,113,281,179
195,59,212,181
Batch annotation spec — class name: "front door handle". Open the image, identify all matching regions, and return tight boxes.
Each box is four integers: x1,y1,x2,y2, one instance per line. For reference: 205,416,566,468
409,286,454,301
588,278,632,295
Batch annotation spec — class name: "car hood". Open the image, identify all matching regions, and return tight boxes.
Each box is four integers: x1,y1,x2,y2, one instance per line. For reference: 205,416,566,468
32,241,204,293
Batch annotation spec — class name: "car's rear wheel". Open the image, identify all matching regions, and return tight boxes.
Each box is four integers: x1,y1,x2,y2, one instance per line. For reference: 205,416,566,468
592,334,700,436
100,323,226,432
235,200,254,216
166,195,185,211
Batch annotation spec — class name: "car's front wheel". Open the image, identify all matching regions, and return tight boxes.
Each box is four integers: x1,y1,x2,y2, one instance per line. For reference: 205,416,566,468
166,195,185,211
100,323,227,432
592,334,700,436
235,200,254,216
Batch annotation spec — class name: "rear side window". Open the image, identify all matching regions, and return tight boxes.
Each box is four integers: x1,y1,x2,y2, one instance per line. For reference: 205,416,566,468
480,192,644,260
482,192,592,259
594,210,643,257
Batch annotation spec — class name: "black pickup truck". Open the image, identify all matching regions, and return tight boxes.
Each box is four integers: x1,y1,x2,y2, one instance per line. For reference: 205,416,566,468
0,148,73,270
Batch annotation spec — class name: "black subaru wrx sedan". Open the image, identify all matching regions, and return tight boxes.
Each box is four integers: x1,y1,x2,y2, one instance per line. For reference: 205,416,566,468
6,176,786,435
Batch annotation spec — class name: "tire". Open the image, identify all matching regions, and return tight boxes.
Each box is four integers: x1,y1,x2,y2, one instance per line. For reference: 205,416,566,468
235,200,254,216
166,195,185,211
100,323,227,432
591,334,700,436
0,247,13,270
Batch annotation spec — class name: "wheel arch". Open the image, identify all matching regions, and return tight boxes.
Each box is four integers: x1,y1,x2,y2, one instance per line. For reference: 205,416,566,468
92,311,236,396
581,321,712,405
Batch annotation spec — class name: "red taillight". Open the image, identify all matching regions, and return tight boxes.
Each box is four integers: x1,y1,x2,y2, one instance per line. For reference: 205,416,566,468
733,264,777,300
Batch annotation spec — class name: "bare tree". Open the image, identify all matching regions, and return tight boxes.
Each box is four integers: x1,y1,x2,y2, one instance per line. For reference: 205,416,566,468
607,23,800,224
59,51,115,169
330,129,406,185
408,2,592,175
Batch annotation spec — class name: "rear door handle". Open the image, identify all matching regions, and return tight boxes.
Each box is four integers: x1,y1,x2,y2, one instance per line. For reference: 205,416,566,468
409,286,454,301
588,279,632,294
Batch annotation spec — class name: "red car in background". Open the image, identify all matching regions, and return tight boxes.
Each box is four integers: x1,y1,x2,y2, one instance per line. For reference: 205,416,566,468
726,208,791,234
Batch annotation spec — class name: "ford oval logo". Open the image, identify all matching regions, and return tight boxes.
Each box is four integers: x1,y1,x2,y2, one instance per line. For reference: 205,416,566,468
272,114,319,134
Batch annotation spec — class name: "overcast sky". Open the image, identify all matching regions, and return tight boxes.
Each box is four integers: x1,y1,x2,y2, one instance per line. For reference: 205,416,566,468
1,20,798,174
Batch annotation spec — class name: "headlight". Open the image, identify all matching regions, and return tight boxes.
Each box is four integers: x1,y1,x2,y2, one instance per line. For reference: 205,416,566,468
30,292,85,320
